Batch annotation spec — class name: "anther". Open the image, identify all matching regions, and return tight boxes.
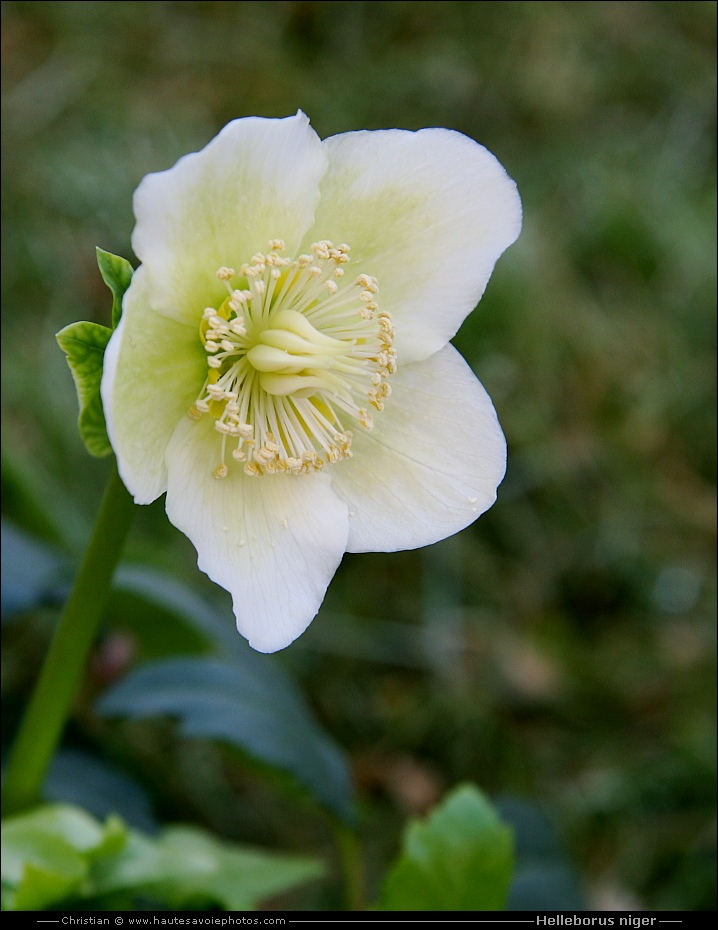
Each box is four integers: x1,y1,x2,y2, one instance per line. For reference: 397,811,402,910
194,239,395,477
356,274,378,292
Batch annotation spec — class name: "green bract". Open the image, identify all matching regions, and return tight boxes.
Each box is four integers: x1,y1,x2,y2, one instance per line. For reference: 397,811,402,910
56,321,113,458
56,249,134,458
96,247,134,330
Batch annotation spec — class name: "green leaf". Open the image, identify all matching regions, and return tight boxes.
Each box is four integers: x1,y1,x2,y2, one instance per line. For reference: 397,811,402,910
3,834,87,910
109,565,223,659
91,825,324,910
2,803,323,911
1,520,67,619
96,656,355,822
56,320,113,457
2,804,119,857
1,804,128,911
46,748,157,833
96,247,133,330
1,445,92,550
496,798,586,911
379,784,514,911
53,249,133,458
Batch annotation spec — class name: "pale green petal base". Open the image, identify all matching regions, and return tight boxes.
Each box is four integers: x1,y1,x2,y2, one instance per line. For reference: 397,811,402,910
132,113,328,326
330,345,507,553
101,267,205,504
304,127,522,363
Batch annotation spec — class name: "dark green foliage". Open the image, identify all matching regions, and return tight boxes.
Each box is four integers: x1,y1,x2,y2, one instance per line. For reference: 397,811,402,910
97,656,355,822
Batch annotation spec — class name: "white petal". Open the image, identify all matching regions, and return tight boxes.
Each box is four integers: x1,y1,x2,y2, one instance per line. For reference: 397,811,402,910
330,345,506,553
305,128,522,362
101,267,205,504
133,113,328,326
164,417,349,653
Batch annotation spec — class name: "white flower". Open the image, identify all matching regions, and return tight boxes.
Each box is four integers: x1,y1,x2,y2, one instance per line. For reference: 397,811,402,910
101,113,521,653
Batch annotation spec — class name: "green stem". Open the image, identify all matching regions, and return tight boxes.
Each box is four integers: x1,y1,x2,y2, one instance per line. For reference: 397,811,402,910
332,819,364,911
2,464,134,815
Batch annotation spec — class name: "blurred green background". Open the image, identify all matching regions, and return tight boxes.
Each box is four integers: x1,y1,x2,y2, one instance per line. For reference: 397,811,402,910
2,0,715,911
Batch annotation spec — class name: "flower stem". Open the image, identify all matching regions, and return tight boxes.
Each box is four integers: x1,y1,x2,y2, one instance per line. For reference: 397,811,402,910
2,464,134,815
331,819,364,911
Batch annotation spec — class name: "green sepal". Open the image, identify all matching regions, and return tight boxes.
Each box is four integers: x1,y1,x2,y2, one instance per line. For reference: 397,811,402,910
55,249,133,458
96,247,134,330
56,321,113,458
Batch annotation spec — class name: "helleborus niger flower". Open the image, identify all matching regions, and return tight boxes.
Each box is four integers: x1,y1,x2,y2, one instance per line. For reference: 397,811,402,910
101,112,521,653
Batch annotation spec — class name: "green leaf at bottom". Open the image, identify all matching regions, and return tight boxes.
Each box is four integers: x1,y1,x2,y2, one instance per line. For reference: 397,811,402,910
91,825,324,910
1,805,126,911
1,803,324,911
379,784,514,911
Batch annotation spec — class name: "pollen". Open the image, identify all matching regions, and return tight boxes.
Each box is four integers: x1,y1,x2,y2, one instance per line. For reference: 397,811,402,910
188,239,396,478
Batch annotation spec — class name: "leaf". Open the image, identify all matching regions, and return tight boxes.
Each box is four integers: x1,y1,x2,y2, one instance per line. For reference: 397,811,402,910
109,565,229,659
1,446,90,550
56,320,113,457
1,803,323,912
379,784,514,911
1,520,67,620
496,797,586,911
45,749,158,833
508,864,585,911
1,804,127,911
91,825,324,910
53,250,132,458
2,833,87,910
96,247,133,330
2,803,127,858
96,656,355,822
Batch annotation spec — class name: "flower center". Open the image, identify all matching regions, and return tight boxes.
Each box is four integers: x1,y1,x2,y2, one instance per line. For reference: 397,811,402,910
188,240,396,478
